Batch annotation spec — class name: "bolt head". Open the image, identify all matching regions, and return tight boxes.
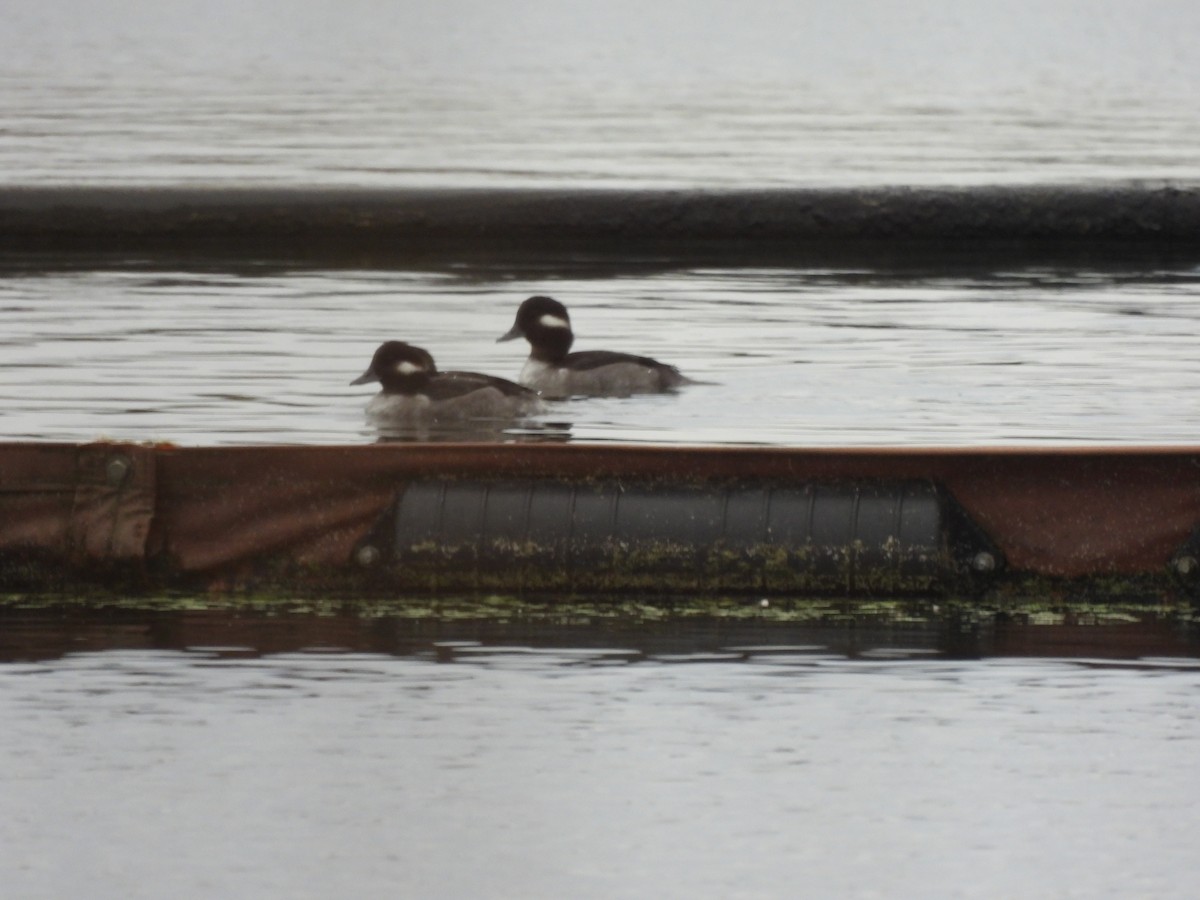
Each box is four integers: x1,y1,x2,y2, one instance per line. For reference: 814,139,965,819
971,551,996,573
106,456,132,486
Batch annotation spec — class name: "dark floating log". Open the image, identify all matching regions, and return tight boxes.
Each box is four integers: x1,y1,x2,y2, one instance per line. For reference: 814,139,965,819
2,185,1199,268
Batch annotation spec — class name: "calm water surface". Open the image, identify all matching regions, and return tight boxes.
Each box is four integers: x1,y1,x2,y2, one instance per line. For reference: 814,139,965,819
3,264,1200,446
2,0,1200,189
1,609,1199,900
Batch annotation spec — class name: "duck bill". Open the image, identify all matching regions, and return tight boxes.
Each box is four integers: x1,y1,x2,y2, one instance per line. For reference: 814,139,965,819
496,325,523,343
350,369,378,386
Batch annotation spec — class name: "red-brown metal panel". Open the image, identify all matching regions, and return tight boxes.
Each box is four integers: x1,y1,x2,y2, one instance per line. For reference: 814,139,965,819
3,442,1200,587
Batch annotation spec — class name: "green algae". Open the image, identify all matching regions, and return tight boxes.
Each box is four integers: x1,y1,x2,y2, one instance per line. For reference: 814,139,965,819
2,590,1195,632
379,534,948,596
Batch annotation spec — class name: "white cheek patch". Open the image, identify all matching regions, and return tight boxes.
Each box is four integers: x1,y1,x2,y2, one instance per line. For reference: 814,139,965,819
393,360,426,376
538,314,570,330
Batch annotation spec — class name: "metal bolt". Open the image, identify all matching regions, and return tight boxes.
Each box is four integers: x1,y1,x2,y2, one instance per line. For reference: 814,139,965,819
971,551,996,573
1174,555,1198,577
355,544,381,568
106,455,132,487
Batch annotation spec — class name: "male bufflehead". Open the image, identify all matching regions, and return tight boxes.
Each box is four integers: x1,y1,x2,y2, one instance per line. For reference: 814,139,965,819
351,341,544,425
497,295,693,398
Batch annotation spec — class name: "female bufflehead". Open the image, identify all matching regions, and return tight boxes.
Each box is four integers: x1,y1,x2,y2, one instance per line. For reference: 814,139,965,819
351,341,544,425
497,295,693,398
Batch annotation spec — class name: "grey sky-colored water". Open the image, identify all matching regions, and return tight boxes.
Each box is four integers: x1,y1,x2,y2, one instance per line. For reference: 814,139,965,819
7,0,1199,91
3,641,1200,900
4,266,1200,446
2,0,1199,187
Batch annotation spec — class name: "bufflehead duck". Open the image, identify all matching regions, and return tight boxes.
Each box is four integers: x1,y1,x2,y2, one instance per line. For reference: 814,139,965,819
351,341,544,426
497,295,693,398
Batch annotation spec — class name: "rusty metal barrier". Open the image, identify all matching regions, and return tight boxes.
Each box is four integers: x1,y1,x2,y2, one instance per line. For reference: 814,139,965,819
3,441,1200,599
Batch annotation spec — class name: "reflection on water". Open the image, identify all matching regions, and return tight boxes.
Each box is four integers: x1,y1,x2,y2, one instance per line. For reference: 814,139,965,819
364,410,568,444
1,603,1198,663
1,604,1199,900
372,422,573,444
4,264,1200,446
